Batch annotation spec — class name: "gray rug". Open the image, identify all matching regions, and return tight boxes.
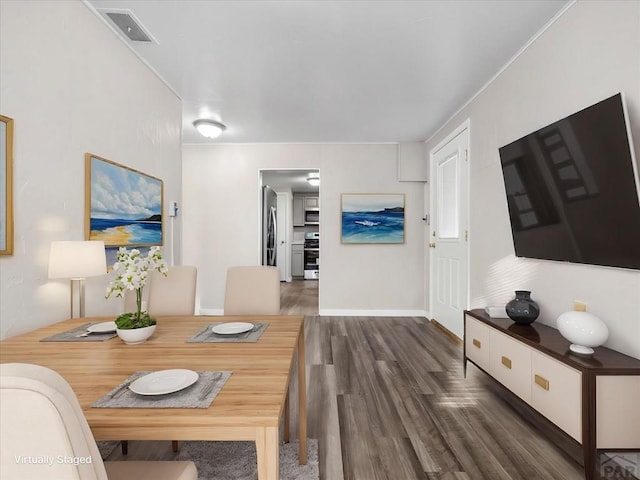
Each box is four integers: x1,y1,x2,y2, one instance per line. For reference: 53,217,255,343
97,440,319,480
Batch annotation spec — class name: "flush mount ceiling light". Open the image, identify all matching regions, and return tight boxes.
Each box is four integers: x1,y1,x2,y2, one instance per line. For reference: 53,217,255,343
307,172,320,186
193,119,226,139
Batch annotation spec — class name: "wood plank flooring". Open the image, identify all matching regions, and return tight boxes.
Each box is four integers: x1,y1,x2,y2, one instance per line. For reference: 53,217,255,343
280,279,319,315
107,281,593,479
294,315,586,480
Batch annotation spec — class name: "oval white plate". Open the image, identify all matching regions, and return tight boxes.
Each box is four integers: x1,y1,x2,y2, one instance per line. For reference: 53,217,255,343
212,322,254,335
129,369,199,396
87,321,117,333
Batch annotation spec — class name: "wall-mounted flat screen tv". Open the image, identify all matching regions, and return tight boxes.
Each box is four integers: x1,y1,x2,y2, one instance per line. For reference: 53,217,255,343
498,93,640,270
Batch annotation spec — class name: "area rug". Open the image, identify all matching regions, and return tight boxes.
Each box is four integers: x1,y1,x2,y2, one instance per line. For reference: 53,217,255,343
177,439,318,480
97,440,319,480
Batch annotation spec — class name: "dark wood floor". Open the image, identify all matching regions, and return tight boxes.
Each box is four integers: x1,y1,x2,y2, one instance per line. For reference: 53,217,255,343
109,280,592,479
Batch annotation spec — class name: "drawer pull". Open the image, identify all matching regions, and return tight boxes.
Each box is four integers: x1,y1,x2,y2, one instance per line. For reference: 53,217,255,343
501,356,512,369
472,339,481,349
535,374,550,391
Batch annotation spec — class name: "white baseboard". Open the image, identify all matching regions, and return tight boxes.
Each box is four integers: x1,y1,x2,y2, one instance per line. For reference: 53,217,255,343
199,307,430,318
318,309,428,318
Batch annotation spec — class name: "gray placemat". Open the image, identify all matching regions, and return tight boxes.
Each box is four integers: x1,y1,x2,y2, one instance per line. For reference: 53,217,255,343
40,323,117,342
187,322,268,343
92,370,231,409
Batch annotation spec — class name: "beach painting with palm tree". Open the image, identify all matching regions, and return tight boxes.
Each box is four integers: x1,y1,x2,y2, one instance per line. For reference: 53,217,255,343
341,194,405,244
85,154,163,247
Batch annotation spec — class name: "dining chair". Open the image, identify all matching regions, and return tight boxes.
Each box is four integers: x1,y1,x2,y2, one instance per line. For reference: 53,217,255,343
0,362,198,480
147,265,198,316
223,265,280,315
223,265,294,440
122,265,197,455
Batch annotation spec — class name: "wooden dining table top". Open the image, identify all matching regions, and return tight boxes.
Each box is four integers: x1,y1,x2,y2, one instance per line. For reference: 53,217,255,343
0,314,305,442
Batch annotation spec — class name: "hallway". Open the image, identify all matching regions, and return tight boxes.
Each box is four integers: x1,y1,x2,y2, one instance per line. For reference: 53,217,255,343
280,280,319,315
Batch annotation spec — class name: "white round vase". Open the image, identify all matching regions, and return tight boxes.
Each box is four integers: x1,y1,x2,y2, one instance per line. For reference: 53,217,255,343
557,310,608,355
116,325,156,345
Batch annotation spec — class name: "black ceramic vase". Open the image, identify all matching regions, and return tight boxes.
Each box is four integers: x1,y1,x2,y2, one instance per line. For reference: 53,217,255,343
505,290,540,325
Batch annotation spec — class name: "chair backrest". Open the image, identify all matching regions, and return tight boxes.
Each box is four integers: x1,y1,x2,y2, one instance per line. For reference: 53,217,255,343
147,266,197,316
0,363,108,480
224,266,280,315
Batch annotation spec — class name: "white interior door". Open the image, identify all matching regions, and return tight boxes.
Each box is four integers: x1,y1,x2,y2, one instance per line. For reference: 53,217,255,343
429,124,469,339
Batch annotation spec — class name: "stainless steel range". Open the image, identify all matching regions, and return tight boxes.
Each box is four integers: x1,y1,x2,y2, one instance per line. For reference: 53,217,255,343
303,232,319,280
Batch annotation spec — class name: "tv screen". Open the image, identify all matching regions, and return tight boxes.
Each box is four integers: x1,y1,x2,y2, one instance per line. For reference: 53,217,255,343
498,93,640,270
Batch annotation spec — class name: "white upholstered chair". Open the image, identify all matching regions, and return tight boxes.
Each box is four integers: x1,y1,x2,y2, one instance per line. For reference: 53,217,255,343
223,266,280,315
0,363,197,480
147,266,198,316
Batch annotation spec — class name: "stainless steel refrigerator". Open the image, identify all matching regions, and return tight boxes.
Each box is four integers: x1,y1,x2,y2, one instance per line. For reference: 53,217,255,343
262,185,277,266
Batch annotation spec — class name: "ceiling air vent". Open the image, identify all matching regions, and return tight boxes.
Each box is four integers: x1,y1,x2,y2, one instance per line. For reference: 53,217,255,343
100,9,156,43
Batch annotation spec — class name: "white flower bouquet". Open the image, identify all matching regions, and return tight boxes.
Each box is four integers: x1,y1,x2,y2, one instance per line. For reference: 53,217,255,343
105,246,168,329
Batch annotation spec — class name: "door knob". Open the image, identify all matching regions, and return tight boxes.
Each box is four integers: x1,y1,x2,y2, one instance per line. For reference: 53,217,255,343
428,242,436,248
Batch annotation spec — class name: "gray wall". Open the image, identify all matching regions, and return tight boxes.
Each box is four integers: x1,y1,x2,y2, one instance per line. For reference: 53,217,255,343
425,1,640,358
0,0,182,339
182,143,426,315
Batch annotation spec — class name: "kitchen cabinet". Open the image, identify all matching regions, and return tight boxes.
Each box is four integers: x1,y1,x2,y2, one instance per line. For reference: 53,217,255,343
305,196,319,210
463,309,640,480
292,244,304,277
293,195,304,227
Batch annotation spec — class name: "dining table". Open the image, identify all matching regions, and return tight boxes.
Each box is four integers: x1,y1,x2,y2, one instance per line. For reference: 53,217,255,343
0,314,307,480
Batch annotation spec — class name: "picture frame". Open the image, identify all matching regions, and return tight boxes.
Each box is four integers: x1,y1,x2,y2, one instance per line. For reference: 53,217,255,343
85,154,163,248
341,193,405,244
0,115,14,255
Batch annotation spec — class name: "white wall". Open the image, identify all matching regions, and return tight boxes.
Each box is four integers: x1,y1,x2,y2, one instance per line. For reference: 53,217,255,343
0,1,182,339
182,143,425,315
425,1,640,359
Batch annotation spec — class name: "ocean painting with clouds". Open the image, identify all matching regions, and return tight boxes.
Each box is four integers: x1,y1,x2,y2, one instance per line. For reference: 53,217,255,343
85,154,163,247
341,194,405,244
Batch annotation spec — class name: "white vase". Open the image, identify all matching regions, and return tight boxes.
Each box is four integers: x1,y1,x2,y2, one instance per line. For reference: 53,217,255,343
557,309,608,355
116,325,156,345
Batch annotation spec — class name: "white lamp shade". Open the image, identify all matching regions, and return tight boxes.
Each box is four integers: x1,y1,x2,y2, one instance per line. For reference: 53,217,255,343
557,310,608,354
48,241,107,279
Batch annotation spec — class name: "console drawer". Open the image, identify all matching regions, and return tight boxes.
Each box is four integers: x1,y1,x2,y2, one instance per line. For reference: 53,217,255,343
489,330,531,403
531,350,582,442
465,316,491,371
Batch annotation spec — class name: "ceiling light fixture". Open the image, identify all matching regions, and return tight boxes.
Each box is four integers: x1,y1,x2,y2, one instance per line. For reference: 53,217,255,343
193,119,226,139
307,174,320,187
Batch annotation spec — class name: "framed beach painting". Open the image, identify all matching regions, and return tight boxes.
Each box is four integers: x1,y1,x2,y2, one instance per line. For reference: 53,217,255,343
0,115,13,255
341,193,405,244
85,154,163,248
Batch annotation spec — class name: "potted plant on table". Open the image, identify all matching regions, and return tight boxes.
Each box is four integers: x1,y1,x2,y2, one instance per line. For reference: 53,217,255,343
106,246,168,344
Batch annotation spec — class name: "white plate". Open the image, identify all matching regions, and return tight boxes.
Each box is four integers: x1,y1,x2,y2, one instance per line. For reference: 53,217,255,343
129,369,199,396
86,321,117,333
212,322,254,335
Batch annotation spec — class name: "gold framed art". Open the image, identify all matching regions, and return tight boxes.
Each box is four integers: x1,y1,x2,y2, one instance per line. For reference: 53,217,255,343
0,115,14,255
85,153,163,248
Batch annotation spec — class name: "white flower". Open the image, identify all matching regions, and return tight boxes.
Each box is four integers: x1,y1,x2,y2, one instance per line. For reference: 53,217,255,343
105,247,168,315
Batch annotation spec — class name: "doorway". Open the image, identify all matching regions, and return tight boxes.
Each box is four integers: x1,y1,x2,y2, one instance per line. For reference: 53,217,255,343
260,169,320,315
428,121,470,339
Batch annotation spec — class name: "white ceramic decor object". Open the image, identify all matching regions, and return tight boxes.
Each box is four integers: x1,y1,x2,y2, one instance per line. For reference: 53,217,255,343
557,304,608,355
116,325,156,345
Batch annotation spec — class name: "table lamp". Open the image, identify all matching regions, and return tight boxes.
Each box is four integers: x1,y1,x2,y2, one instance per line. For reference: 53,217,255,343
48,240,107,318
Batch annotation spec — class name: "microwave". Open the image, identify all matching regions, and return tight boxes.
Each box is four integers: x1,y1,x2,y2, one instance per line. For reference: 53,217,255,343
305,210,319,224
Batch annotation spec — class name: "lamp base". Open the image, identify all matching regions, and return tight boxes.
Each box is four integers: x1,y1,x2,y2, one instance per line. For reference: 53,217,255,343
569,344,595,355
